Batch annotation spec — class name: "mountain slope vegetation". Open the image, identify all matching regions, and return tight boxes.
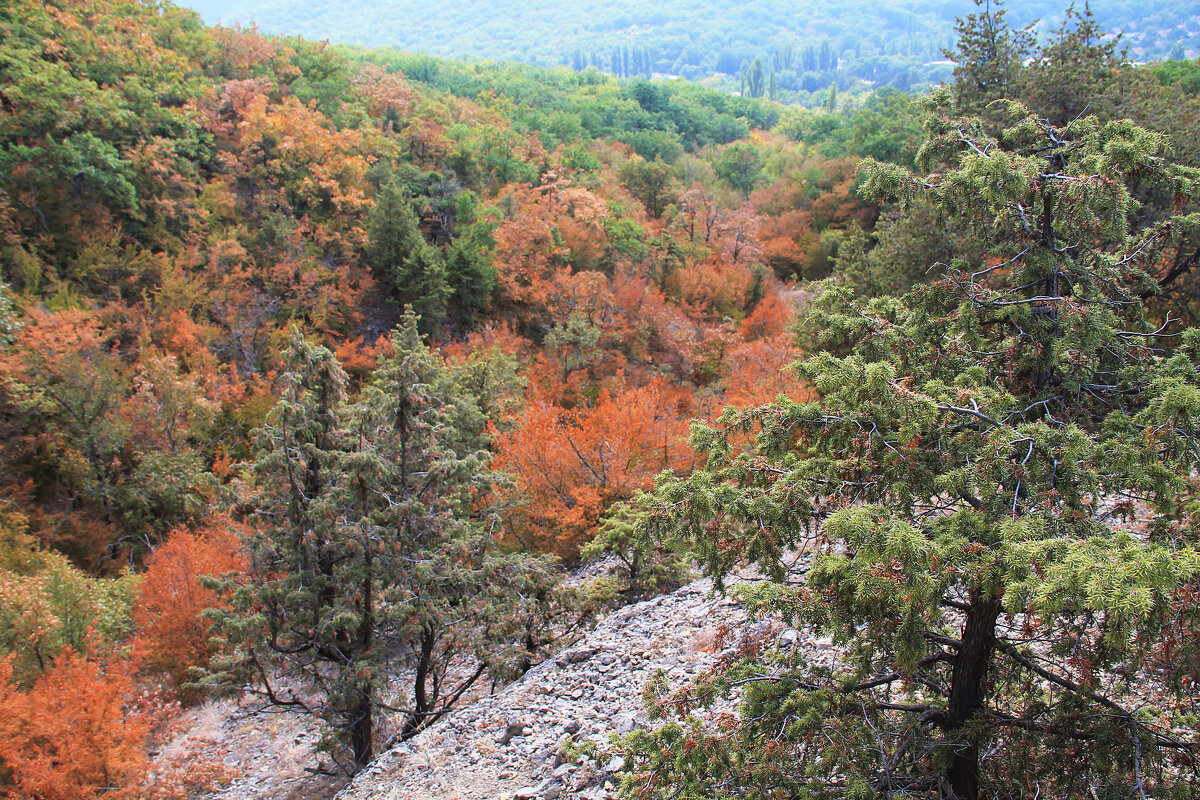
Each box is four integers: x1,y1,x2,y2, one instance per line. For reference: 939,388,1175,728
185,0,1200,100
0,0,1198,796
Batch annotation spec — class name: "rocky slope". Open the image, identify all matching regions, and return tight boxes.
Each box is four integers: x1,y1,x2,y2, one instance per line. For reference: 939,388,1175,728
335,577,756,800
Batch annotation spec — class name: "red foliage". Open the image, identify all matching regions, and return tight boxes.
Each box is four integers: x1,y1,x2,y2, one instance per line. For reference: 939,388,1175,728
351,65,417,127
494,378,694,557
131,519,246,693
0,651,148,799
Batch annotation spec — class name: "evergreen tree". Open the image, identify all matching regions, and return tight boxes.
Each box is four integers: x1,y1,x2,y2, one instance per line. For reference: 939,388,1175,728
825,80,838,112
365,179,450,333
208,314,543,773
445,237,496,325
747,57,766,99
624,95,1200,799
1024,3,1126,126
945,0,1034,117
803,44,817,72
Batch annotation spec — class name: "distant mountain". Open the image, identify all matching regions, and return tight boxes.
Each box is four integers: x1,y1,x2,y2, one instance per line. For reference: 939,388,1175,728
182,0,1198,85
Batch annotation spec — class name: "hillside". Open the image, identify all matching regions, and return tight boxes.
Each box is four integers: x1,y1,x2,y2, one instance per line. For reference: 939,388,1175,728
2,1,1199,798
182,0,1200,99
335,575,754,800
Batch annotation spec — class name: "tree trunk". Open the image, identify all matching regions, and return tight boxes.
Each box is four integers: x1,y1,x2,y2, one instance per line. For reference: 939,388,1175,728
351,555,375,770
350,692,373,770
943,593,1002,800
400,627,436,740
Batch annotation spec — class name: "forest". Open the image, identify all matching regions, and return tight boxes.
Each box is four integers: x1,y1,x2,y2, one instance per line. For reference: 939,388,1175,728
0,0,1199,797
183,0,1200,104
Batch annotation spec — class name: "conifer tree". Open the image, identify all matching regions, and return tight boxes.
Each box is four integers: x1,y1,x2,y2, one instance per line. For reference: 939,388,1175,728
366,180,450,333
1024,3,1125,126
625,95,1200,799
945,0,1034,117
747,58,766,99
209,313,539,773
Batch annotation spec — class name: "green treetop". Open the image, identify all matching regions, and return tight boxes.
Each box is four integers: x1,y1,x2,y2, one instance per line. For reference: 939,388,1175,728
945,0,1033,117
365,180,451,333
624,93,1200,799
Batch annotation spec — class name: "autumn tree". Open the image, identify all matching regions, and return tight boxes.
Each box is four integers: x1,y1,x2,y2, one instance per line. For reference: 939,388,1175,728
495,378,693,557
623,97,1200,799
0,309,219,565
0,651,147,800
132,518,245,695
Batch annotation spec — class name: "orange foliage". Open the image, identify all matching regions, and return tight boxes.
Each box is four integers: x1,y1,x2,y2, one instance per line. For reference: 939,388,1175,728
132,519,246,692
443,322,533,364
334,335,393,383
0,651,147,799
759,210,811,277
235,94,372,249
751,155,873,279
494,378,693,556
718,335,813,411
666,257,753,318
492,178,610,318
739,290,792,341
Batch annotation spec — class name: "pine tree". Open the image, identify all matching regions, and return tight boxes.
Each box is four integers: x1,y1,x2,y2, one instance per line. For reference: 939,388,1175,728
365,180,450,333
624,95,1200,798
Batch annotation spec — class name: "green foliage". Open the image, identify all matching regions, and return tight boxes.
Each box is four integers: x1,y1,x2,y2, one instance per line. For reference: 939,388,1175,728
1154,57,1200,95
624,98,1200,798
0,521,136,683
580,499,693,601
619,158,678,219
208,313,554,772
188,0,1198,103
445,236,496,325
713,142,764,196
1023,4,1126,126
365,180,451,332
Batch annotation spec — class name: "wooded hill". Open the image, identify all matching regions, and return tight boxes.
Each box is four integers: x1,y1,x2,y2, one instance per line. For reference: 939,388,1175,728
184,0,1200,102
1,0,1199,796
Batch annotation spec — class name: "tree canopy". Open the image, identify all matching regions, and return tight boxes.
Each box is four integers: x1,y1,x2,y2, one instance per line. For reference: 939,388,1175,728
622,93,1200,799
